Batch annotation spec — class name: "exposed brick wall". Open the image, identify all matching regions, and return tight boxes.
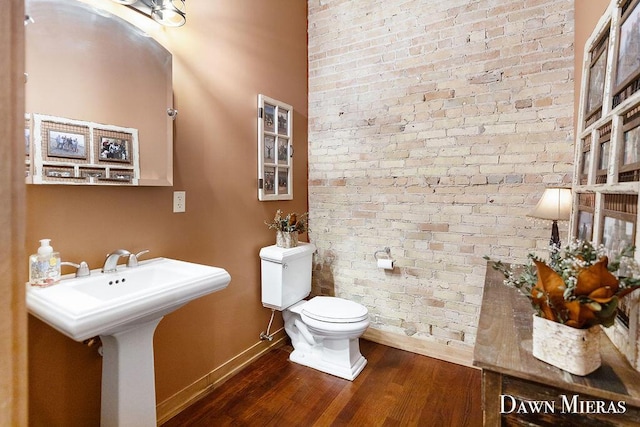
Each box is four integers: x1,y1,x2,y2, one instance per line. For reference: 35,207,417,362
307,0,574,348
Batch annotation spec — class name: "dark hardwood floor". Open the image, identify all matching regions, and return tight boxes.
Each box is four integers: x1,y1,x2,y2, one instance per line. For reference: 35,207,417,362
163,340,483,426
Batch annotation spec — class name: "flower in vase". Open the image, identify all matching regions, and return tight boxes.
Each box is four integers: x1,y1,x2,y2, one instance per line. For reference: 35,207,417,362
265,209,308,234
485,240,640,329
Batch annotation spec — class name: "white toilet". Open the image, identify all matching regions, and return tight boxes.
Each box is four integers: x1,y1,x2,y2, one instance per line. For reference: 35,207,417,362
260,242,370,381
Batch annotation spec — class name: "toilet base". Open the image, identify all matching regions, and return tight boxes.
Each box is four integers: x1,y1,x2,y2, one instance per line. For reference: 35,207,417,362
283,301,369,381
289,345,367,381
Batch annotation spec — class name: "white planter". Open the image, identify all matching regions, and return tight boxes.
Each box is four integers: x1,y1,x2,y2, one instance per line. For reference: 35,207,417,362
532,315,602,376
276,231,298,248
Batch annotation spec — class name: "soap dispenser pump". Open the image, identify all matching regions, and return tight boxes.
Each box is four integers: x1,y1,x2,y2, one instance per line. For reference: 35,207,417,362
29,238,61,287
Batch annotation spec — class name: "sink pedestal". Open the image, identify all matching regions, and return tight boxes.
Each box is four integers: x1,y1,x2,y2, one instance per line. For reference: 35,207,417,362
26,257,232,426
100,317,163,427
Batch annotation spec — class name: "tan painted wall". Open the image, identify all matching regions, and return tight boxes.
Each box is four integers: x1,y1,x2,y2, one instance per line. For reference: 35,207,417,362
1,1,27,426
26,1,308,425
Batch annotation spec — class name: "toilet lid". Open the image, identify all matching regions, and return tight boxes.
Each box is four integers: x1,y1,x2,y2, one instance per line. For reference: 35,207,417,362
302,296,368,323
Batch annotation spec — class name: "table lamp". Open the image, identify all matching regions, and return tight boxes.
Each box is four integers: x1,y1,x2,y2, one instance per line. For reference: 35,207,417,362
528,187,572,250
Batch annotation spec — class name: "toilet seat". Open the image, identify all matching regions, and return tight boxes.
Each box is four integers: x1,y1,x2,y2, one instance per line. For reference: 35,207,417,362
301,296,368,323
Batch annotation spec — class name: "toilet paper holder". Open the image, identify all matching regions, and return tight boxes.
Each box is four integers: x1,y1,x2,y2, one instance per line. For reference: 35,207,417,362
374,247,391,260
374,247,395,270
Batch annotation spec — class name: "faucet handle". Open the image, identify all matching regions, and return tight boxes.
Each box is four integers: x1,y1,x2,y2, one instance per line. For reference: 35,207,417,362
127,250,150,268
61,261,91,277
77,261,90,277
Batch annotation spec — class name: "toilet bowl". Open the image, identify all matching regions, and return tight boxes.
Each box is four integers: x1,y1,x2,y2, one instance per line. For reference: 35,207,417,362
284,296,369,380
260,243,370,380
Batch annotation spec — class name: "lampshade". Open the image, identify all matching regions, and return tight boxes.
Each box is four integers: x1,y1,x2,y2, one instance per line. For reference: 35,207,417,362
528,187,572,221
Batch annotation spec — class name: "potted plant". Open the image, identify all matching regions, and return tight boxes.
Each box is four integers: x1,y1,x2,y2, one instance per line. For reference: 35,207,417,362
485,240,640,375
265,210,308,248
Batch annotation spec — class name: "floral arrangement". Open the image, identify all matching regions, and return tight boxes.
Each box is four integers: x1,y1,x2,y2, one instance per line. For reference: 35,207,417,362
265,209,308,234
485,240,640,329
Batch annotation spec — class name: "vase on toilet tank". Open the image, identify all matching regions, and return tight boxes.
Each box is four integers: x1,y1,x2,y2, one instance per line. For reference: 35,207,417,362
260,243,370,381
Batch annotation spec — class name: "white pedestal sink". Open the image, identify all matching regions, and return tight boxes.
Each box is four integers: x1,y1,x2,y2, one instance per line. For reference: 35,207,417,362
26,257,231,427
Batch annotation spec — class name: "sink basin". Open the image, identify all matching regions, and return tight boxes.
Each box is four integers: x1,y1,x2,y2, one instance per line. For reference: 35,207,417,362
26,257,231,341
26,257,231,427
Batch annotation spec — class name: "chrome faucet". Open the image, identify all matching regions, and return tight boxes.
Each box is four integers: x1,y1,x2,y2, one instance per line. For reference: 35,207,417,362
102,249,131,273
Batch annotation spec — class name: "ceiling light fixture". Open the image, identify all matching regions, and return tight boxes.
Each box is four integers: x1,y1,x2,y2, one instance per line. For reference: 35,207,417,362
151,0,186,27
111,0,186,28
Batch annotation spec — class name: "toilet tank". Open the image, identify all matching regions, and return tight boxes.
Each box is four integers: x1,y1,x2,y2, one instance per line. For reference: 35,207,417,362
260,242,316,310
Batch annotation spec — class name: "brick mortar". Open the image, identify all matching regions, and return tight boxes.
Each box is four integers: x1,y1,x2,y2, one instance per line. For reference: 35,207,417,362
307,0,574,348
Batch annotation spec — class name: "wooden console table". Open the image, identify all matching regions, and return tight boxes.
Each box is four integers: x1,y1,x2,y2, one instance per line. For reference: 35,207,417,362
474,265,640,426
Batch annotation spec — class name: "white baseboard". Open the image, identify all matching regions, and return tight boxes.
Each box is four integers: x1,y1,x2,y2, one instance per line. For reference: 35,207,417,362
157,328,287,425
363,328,476,369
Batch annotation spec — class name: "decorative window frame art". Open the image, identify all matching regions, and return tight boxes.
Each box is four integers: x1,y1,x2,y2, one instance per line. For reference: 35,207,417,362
29,113,139,185
257,94,293,201
575,0,640,372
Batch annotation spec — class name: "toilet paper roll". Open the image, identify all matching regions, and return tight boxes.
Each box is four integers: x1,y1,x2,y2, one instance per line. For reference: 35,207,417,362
377,258,394,270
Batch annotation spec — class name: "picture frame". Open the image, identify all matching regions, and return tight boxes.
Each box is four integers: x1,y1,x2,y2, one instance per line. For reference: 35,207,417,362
576,210,594,241
31,113,139,185
257,94,293,201
25,114,32,180
614,0,640,106
47,130,87,159
25,115,31,158
585,33,608,126
278,169,289,194
619,106,640,182
108,169,134,183
25,128,30,157
601,215,635,256
623,125,640,165
277,138,289,165
277,109,289,136
43,165,76,181
602,215,636,326
601,193,638,329
40,119,90,161
575,192,595,241
98,137,131,164
263,167,276,196
264,135,276,163
580,135,591,185
79,167,106,180
595,122,611,184
264,104,275,133
94,128,134,164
